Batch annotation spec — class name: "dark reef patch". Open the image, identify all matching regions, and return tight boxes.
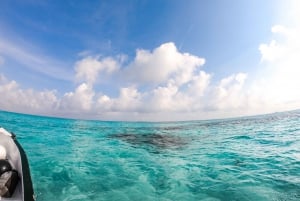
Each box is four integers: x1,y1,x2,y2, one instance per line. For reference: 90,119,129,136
110,133,188,151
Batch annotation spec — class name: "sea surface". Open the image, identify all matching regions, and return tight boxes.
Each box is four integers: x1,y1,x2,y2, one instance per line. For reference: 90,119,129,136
0,110,300,201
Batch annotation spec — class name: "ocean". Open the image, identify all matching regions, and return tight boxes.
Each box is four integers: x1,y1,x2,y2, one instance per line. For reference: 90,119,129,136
0,110,300,201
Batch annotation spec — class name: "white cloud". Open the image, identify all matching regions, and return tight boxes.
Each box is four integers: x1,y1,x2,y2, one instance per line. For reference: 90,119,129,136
210,73,247,110
258,25,300,106
111,87,142,112
1,29,300,121
75,56,120,85
1,1,300,121
187,71,211,97
259,25,298,63
147,83,180,112
124,42,205,86
60,83,95,112
0,74,58,114
256,1,300,106
94,87,142,113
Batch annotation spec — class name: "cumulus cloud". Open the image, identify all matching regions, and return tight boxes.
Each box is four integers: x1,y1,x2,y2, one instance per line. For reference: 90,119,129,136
257,25,300,106
1,29,300,121
210,73,247,111
124,42,205,86
259,25,299,63
59,83,95,112
94,86,143,113
0,74,58,114
146,83,181,112
75,56,121,85
90,22,299,120
187,71,211,97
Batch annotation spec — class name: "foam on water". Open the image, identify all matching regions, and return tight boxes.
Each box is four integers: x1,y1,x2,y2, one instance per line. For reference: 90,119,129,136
0,110,300,200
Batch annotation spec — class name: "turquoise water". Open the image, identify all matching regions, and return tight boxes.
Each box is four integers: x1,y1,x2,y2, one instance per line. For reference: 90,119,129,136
0,111,300,201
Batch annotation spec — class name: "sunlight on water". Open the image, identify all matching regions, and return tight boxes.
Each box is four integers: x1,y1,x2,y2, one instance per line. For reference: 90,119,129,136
0,111,300,200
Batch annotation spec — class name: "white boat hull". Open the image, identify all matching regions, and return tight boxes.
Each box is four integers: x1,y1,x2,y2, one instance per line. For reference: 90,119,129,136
0,128,35,201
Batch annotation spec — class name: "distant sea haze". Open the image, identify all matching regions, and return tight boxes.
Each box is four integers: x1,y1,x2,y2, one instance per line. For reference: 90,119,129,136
0,110,300,200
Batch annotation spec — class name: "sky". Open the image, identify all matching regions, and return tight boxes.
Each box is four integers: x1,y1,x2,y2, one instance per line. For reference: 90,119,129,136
0,0,300,121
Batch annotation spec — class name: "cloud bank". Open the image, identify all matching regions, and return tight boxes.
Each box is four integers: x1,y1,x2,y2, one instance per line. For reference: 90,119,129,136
1,31,300,121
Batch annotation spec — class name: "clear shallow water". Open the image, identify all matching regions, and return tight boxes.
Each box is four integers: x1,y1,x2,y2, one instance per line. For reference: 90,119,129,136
0,111,300,201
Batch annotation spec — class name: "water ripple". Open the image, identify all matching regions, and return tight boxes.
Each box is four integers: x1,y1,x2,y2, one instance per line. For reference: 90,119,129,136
1,110,300,200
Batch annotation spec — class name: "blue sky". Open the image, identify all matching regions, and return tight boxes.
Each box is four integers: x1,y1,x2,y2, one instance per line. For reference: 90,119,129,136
0,0,299,121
